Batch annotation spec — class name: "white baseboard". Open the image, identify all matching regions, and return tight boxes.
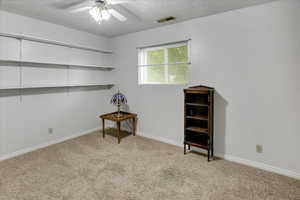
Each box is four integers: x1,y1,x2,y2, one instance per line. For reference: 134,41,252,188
138,132,183,147
138,132,300,180
221,154,300,180
0,127,100,161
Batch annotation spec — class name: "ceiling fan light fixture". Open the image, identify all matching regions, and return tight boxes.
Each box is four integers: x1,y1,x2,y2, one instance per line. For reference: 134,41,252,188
101,9,111,20
89,5,111,23
89,6,100,21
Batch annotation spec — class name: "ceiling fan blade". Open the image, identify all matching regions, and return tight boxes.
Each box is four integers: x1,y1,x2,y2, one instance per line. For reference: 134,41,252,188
52,0,95,12
51,0,87,9
70,6,92,13
1,0,35,5
107,0,137,5
114,4,142,22
108,9,127,21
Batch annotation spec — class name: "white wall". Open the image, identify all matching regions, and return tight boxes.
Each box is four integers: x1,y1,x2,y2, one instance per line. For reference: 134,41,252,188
0,10,114,158
111,0,300,178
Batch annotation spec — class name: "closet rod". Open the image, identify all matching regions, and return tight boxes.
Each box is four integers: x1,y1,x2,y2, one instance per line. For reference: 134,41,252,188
0,32,113,54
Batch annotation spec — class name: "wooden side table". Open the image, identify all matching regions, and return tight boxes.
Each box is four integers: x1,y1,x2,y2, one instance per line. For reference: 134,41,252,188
100,111,137,144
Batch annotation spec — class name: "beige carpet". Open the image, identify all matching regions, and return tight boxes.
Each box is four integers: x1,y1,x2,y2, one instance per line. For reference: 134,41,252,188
0,129,299,200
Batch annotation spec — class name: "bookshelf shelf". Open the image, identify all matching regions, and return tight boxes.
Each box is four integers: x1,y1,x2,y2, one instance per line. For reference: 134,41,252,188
186,103,208,107
186,127,208,133
186,115,208,121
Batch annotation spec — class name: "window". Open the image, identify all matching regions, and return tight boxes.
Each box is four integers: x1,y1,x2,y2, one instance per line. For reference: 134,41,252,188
138,40,190,84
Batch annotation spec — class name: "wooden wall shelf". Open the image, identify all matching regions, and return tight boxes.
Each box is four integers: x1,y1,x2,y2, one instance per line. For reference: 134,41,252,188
0,83,114,90
0,59,114,71
0,32,113,54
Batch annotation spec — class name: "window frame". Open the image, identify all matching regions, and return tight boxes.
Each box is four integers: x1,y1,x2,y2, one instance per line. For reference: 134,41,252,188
138,41,191,85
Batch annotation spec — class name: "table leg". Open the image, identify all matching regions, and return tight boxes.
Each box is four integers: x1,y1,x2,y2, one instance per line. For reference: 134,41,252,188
102,118,105,138
132,117,136,136
117,121,121,144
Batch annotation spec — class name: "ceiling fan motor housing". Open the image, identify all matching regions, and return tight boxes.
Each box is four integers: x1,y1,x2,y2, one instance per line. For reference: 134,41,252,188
95,0,106,4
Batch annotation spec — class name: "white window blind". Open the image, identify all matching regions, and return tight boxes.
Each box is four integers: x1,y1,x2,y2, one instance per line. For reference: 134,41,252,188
138,40,191,85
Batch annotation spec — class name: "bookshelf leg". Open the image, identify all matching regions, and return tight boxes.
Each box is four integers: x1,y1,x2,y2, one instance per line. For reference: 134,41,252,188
208,149,210,162
188,145,191,150
184,144,186,155
212,136,214,158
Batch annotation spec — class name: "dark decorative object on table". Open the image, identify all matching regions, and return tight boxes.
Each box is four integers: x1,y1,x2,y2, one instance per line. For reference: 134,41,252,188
110,90,127,118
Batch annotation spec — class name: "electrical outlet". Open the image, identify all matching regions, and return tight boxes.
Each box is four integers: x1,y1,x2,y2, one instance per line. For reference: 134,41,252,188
48,128,53,135
256,144,263,153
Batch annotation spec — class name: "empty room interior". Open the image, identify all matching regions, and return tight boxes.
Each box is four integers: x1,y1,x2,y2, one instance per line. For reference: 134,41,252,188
0,0,299,199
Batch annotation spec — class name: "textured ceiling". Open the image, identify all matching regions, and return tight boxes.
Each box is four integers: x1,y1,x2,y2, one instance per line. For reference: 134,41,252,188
0,0,277,37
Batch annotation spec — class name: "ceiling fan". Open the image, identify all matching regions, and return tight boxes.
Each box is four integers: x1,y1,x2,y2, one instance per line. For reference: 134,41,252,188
52,0,140,23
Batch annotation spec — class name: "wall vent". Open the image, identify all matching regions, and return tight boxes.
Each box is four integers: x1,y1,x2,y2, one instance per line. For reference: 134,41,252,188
157,16,176,23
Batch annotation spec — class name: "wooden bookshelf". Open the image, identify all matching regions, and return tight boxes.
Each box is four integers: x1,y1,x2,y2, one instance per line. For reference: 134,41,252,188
184,85,214,161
